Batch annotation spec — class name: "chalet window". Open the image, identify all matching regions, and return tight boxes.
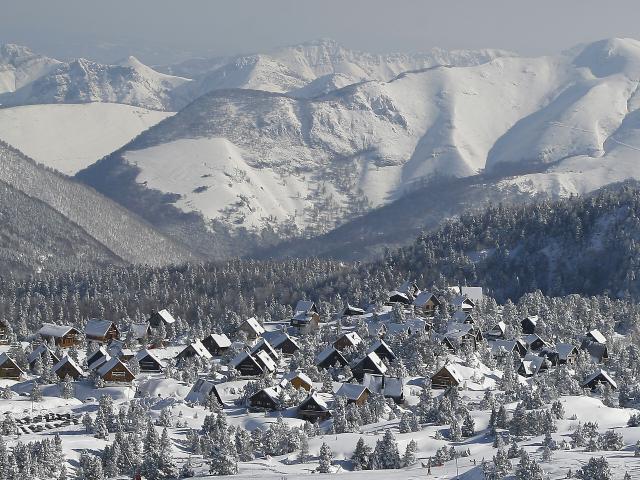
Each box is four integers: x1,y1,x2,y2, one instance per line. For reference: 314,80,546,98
111,370,125,378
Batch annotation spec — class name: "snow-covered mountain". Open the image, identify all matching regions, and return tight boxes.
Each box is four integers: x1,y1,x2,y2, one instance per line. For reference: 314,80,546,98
0,44,60,94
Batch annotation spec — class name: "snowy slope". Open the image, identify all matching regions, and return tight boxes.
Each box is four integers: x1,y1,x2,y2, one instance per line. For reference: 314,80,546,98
0,43,60,94
0,103,173,174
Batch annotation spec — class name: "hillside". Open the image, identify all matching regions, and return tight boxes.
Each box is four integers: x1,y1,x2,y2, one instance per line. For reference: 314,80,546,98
0,43,60,94
0,142,198,274
78,38,640,258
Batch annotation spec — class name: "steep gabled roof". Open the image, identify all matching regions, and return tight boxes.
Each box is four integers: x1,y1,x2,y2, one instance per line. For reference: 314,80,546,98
284,370,313,386
336,383,369,401
180,340,213,359
135,348,163,366
207,333,231,348
460,286,483,302
294,300,317,314
587,329,607,344
555,342,578,360
38,323,76,338
97,357,133,378
130,323,150,339
154,309,176,324
582,369,617,389
413,291,439,307
299,391,331,410
27,343,57,364
315,346,342,365
52,355,83,376
352,351,387,374
435,364,464,384
270,332,300,351
85,319,116,337
242,317,265,335
0,352,22,372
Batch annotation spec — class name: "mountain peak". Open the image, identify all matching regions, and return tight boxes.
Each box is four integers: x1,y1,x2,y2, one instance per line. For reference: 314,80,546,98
572,37,640,77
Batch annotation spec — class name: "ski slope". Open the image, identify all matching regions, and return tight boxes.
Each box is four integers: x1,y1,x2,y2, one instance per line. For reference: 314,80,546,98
0,103,173,174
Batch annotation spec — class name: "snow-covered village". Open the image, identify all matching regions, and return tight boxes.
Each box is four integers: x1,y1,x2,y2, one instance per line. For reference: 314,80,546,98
0,270,638,480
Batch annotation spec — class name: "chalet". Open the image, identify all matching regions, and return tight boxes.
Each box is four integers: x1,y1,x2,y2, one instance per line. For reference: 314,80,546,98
252,349,278,373
522,334,548,352
284,371,313,391
107,341,134,361
315,346,347,370
342,304,366,317
334,332,362,351
176,340,213,361
0,319,9,344
97,357,135,384
368,339,396,362
87,347,109,370
27,343,59,370
240,317,265,340
388,280,420,304
388,291,412,305
413,291,441,316
297,392,332,421
453,310,475,325
582,369,617,390
431,364,463,389
0,353,24,379
405,318,433,335
85,319,119,343
581,329,609,363
135,349,163,372
351,352,387,381
269,332,300,356
460,286,483,303
249,385,285,411
539,343,579,366
130,323,151,343
336,383,370,405
517,354,550,377
362,373,405,403
38,324,81,348
291,301,321,333
250,338,280,362
148,309,176,329
485,321,507,340
489,339,527,359
231,350,276,376
201,333,232,356
186,379,223,405
451,295,475,313
441,324,480,351
521,315,539,335
52,356,83,380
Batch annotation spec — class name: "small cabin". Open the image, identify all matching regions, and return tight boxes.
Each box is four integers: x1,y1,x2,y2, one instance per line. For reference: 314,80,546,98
231,350,276,376
342,304,366,317
431,364,463,389
38,324,81,348
285,371,313,391
97,358,135,383
582,369,617,390
336,383,370,405
148,309,176,329
490,339,527,359
85,319,119,344
27,344,59,370
362,373,405,404
87,347,109,370
250,338,280,362
249,386,284,411
53,356,83,380
451,295,475,313
135,349,163,372
0,353,24,379
368,339,396,362
351,352,387,381
270,332,300,356
297,392,332,421
413,291,441,316
522,334,548,352
485,321,507,340
186,378,223,405
315,346,347,370
517,354,550,377
581,329,609,363
333,332,362,351
201,333,232,356
129,323,151,343
540,343,579,366
291,301,321,333
240,317,265,340
176,340,213,362
521,315,538,335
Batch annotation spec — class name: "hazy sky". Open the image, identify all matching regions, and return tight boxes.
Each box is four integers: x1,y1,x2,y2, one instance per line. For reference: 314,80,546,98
3,0,640,65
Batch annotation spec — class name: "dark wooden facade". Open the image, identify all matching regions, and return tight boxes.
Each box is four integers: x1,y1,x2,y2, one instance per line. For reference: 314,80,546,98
54,358,82,380
201,334,231,356
297,394,331,421
0,355,23,379
431,366,461,389
249,388,280,411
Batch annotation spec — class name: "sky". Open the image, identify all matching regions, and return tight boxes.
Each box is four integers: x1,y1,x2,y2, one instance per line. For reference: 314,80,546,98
3,0,640,65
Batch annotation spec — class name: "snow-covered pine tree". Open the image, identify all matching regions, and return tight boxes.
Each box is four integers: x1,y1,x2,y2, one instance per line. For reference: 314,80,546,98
318,442,333,474
403,439,417,467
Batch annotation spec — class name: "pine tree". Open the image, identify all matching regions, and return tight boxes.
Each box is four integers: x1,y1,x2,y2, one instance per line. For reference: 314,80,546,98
31,382,43,402
61,375,74,399
576,456,611,480
209,433,238,476
403,439,417,467
462,412,475,437
351,437,372,471
515,450,544,480
372,429,401,469
298,432,310,463
493,447,512,479
318,442,333,473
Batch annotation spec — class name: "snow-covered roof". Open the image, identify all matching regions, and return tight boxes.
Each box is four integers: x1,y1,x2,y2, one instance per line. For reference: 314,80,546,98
343,304,365,315
523,315,539,325
354,352,387,374
292,311,316,323
155,309,176,324
230,351,252,368
52,355,83,375
252,385,283,404
388,291,410,302
438,364,464,384
85,319,115,337
130,323,150,339
337,331,362,347
451,296,475,308
254,350,276,372
522,334,546,346
135,348,163,365
490,321,506,334
368,338,393,355
242,317,265,335
489,340,519,354
270,332,300,350
460,286,483,302
38,323,76,338
520,353,547,375
587,329,607,344
182,340,213,359
315,346,339,364
284,371,313,386
300,391,330,410
336,383,368,401
396,280,419,295
97,357,132,377
295,300,316,313
413,291,438,307
250,338,279,358
0,352,19,369
208,333,231,348
27,343,56,364
383,377,405,398
555,342,578,360
186,378,221,404
445,323,474,337
582,369,617,389
453,310,473,322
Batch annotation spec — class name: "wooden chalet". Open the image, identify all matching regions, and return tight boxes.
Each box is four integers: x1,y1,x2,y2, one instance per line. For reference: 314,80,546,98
315,346,347,370
297,392,332,421
388,280,420,305
269,332,300,355
97,357,135,383
148,309,176,329
176,340,213,361
250,338,280,362
27,343,59,370
284,371,313,391
0,353,24,379
522,334,548,352
290,301,321,333
368,339,396,362
336,383,370,405
351,352,387,381
451,295,475,313
186,379,223,405
249,385,285,411
333,332,362,351
38,324,81,348
240,317,265,340
362,373,405,403
413,291,441,315
342,304,366,317
431,364,463,389
582,369,617,390
0,319,9,344
87,347,109,370
52,356,83,380
107,341,134,361
231,350,276,376
489,339,527,359
517,354,550,377
581,329,609,363
441,324,480,351
129,323,151,343
201,333,231,356
485,321,507,340
85,319,119,343
539,343,579,366
135,349,163,372
521,315,539,335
